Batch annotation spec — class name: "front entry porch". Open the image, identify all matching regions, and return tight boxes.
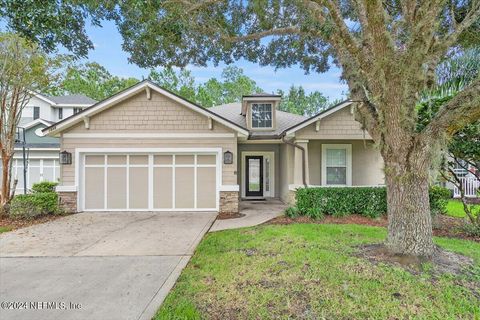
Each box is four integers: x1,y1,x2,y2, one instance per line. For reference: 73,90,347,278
239,146,278,200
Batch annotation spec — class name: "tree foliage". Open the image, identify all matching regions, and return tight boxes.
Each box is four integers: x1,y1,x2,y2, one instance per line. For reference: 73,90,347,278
0,0,114,57
418,48,480,230
0,33,60,210
277,86,329,116
47,62,139,101
149,66,263,107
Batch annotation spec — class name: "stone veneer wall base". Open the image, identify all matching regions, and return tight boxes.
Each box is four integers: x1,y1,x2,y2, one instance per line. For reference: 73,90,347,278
58,191,77,213
219,191,239,213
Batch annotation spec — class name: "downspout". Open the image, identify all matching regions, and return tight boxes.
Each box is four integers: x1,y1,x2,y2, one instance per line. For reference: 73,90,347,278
281,134,307,187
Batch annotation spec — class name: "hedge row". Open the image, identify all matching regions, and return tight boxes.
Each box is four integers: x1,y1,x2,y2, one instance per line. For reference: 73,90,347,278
295,186,450,219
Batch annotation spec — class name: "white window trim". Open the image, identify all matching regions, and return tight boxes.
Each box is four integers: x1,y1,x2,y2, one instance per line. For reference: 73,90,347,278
251,103,273,129
240,151,275,198
321,144,352,186
76,147,222,212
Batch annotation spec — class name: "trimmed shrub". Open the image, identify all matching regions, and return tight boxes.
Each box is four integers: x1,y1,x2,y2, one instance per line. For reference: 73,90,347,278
9,193,59,220
296,187,387,218
429,186,451,215
31,181,58,193
284,206,300,218
295,186,449,218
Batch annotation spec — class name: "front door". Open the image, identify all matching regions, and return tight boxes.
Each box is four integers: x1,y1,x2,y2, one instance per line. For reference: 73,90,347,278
245,156,263,197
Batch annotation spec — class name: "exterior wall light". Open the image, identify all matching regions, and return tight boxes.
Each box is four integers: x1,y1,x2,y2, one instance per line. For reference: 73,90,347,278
59,150,72,165
223,150,233,164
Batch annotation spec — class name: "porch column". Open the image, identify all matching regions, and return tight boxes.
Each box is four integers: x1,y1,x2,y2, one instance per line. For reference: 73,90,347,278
293,139,309,186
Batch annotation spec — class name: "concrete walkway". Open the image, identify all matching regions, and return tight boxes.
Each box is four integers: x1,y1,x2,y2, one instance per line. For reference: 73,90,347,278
210,199,287,232
0,211,216,320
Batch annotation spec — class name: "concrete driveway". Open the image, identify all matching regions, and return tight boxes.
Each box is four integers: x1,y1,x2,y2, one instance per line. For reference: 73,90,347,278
0,211,216,320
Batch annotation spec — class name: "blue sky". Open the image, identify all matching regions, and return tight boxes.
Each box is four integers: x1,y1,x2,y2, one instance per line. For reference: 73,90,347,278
86,21,348,101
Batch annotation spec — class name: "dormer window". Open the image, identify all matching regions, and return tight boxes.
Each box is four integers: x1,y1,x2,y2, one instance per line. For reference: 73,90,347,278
251,103,272,128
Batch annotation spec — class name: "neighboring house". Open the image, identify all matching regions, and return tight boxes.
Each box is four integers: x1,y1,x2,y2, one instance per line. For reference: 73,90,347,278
446,160,480,198
43,80,384,213
9,92,96,193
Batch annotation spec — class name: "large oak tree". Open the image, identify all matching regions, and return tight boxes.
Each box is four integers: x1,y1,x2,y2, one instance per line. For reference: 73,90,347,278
109,0,480,257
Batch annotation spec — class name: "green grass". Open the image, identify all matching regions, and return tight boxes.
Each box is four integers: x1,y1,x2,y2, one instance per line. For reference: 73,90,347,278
0,226,12,233
156,224,480,320
445,199,479,218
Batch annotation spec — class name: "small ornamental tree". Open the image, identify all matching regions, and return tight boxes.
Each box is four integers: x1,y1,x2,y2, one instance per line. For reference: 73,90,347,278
0,33,59,212
106,0,480,257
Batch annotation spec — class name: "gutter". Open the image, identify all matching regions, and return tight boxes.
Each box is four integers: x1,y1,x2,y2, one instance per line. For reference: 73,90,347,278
281,134,307,187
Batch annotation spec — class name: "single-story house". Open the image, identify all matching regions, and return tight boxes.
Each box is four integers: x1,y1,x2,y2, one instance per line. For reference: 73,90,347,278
43,80,384,213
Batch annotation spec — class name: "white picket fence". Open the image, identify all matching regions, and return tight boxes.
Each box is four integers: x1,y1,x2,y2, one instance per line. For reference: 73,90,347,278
453,177,480,198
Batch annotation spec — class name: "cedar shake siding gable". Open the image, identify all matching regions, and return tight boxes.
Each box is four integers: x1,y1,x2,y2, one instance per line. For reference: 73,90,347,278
67,90,233,133
44,80,248,137
295,107,370,140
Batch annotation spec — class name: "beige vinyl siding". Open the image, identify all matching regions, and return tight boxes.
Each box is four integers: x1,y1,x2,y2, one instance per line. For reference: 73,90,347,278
296,107,371,140
307,140,384,186
279,143,295,201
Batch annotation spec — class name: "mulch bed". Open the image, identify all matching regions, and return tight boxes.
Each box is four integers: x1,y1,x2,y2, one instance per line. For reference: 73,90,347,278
268,214,479,242
0,214,68,231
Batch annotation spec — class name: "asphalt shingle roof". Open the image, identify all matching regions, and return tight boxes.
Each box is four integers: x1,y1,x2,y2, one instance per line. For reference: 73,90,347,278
209,102,306,138
48,94,97,105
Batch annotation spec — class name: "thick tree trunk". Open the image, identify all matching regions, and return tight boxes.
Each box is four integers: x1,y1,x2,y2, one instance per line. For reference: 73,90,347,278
385,166,434,257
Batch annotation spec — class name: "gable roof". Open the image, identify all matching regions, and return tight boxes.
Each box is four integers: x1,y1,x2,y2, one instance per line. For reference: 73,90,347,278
210,103,306,139
29,91,58,105
282,100,353,136
20,118,54,130
30,91,96,106
43,80,249,137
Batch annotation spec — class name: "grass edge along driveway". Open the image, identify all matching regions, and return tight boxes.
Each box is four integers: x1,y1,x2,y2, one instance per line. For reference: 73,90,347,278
156,224,480,320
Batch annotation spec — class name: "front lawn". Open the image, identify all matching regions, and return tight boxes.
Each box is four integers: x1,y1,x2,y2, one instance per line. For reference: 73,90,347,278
445,199,479,218
156,224,480,319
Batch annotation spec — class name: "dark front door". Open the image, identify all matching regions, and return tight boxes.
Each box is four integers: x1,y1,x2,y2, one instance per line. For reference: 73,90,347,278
246,156,263,197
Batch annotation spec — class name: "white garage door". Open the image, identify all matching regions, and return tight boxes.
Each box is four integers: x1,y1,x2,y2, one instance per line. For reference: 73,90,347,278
82,153,218,211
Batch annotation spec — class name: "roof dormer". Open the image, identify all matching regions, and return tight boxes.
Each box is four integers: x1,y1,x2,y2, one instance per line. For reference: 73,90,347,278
242,93,282,131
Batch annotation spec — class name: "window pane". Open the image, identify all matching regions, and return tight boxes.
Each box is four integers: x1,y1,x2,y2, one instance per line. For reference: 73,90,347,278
326,167,347,185
248,158,260,191
326,149,346,166
251,103,272,128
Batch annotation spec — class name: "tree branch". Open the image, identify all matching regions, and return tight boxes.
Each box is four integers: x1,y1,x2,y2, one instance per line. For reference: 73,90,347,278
221,27,305,42
423,78,480,140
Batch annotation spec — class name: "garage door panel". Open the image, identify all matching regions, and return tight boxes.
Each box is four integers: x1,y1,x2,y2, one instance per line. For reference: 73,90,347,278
107,167,127,209
153,167,172,208
83,153,218,211
175,167,194,208
197,167,216,208
85,167,105,209
129,167,149,209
